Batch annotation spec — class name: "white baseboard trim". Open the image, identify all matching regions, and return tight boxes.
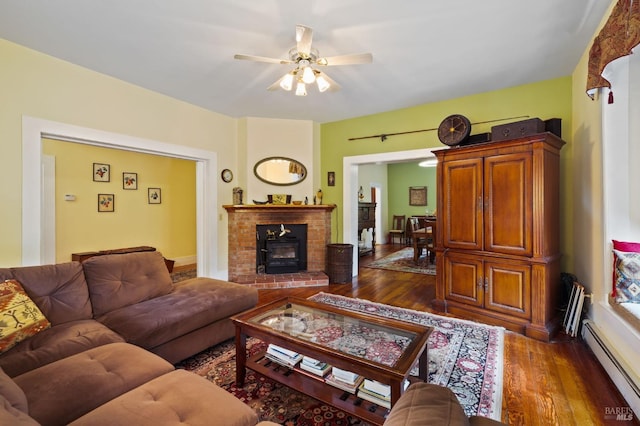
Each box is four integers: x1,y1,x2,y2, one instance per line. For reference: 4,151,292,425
172,255,197,267
582,319,640,419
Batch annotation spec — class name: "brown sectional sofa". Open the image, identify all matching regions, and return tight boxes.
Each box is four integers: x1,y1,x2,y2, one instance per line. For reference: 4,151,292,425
0,251,260,425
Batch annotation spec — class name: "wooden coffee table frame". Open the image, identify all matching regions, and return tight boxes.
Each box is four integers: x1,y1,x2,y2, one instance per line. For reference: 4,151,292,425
231,297,432,425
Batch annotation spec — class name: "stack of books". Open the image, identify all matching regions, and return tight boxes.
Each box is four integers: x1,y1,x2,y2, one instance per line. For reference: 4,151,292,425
298,356,332,378
324,367,364,394
357,379,391,409
265,344,302,367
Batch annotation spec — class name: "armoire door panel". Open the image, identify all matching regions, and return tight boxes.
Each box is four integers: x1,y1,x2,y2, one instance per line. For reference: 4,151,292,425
485,261,531,319
444,254,483,307
484,153,532,256
442,158,483,250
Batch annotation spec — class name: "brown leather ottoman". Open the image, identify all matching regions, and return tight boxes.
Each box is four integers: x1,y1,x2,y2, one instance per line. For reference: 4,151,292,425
14,343,174,426
69,369,259,426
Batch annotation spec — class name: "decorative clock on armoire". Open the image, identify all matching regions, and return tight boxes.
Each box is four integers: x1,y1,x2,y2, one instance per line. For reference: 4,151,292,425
437,114,471,146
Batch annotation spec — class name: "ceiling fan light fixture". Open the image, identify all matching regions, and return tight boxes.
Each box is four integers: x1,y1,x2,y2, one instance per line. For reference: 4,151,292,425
301,66,315,84
279,72,294,91
316,74,330,92
295,82,307,96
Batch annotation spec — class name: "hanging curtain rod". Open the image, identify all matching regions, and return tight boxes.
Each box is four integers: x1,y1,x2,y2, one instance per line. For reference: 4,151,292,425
348,115,530,142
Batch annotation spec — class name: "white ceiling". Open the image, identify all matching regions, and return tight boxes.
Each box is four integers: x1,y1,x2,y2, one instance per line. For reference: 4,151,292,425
0,0,611,123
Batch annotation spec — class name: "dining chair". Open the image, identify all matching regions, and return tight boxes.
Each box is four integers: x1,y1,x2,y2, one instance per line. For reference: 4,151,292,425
388,215,406,244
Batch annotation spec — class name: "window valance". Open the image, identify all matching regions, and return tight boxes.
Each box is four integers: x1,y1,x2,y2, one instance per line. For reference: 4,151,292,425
586,0,640,100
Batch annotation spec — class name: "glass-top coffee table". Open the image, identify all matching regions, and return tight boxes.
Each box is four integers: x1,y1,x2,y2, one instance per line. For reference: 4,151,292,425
231,297,432,425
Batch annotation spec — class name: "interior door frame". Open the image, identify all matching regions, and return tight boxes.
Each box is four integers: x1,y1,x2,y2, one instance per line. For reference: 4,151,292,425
343,148,439,277
22,116,218,278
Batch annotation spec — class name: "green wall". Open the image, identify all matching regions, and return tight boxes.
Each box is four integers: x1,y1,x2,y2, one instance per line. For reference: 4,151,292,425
387,162,436,220
321,76,573,270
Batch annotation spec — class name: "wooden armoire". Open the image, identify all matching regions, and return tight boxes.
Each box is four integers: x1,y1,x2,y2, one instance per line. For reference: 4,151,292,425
432,133,564,341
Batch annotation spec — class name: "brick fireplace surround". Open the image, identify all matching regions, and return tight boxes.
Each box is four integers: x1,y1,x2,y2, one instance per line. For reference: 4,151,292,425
223,204,336,288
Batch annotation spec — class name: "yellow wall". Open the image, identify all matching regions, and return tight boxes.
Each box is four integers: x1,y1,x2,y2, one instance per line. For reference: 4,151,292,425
321,77,574,270
0,38,236,268
42,139,196,263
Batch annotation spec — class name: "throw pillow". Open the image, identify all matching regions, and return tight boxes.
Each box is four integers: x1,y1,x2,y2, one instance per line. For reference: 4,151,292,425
613,250,640,303
0,280,51,354
611,240,640,297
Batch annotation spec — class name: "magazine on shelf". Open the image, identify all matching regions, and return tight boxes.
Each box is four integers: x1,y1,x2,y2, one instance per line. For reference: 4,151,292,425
331,367,360,384
362,379,391,397
356,382,391,409
267,344,300,359
265,345,302,367
301,356,323,367
324,373,364,394
299,360,331,377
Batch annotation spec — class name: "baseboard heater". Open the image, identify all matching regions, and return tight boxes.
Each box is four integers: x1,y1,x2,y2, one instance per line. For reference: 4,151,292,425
582,320,640,416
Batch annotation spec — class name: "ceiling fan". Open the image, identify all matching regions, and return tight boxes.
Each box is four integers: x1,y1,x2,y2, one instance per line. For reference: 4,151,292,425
234,25,373,96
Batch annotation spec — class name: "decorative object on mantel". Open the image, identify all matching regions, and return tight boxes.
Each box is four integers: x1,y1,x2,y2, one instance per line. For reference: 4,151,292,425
347,115,529,142
267,194,291,204
232,187,243,205
252,199,268,205
304,196,309,205
315,189,323,205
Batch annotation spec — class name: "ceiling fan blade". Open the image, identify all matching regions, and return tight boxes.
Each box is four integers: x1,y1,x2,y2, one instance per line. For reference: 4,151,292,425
296,25,313,56
316,53,373,66
267,77,284,91
234,54,292,65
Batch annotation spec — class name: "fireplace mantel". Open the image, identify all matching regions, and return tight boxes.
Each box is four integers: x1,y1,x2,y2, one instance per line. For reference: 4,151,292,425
224,204,336,286
223,204,336,212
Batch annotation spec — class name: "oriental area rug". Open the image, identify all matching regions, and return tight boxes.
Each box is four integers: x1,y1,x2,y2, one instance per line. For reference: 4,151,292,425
364,247,436,275
177,293,504,425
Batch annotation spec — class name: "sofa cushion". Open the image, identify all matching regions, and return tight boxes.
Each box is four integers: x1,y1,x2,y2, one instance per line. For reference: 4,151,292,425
83,251,173,316
96,277,258,350
611,240,640,297
69,369,258,426
0,319,124,377
15,342,174,426
383,383,470,426
0,396,39,426
0,280,51,354
8,261,93,324
0,366,28,413
613,249,640,303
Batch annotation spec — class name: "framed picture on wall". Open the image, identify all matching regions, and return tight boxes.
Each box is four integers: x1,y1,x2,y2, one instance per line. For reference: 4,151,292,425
122,172,137,190
93,163,110,182
327,171,335,186
148,188,161,204
97,194,114,212
409,186,427,206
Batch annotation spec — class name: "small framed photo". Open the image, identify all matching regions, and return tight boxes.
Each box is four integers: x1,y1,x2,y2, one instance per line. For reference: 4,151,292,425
122,172,138,190
148,188,161,204
98,194,114,212
409,186,427,206
93,163,110,182
327,171,335,187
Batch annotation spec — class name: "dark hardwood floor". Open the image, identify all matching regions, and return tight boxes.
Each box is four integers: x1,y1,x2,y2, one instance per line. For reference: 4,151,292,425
257,244,638,426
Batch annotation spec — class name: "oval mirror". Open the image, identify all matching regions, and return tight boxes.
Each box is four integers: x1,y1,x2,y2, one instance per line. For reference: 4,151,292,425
254,157,307,186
